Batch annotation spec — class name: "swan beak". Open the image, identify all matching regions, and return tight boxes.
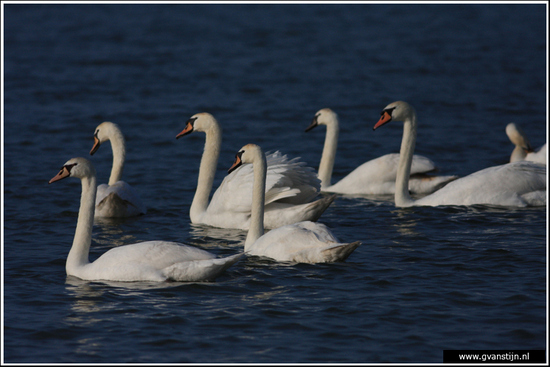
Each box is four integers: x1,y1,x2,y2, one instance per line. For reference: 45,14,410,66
228,153,243,174
305,117,318,132
49,166,71,184
373,111,392,130
524,144,535,153
176,121,194,139
90,136,101,155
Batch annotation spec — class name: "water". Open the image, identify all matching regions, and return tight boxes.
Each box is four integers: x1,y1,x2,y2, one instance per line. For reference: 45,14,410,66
2,3,547,363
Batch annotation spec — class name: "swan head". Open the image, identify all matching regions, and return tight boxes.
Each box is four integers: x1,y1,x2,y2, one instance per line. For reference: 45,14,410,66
228,144,263,174
305,108,338,132
176,112,218,139
49,157,96,184
90,121,120,155
505,123,533,152
373,101,416,130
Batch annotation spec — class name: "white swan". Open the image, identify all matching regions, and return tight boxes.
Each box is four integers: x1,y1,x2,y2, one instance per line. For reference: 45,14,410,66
506,122,546,164
306,108,458,195
49,157,242,282
89,122,146,217
228,144,361,263
373,101,546,207
176,112,335,230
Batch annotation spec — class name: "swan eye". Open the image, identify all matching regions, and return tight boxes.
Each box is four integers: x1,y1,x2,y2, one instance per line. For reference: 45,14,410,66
187,117,198,127
382,107,396,116
64,163,78,172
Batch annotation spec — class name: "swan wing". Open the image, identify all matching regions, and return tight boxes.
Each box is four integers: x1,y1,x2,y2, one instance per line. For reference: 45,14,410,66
82,241,241,282
327,153,450,195
95,181,146,217
209,151,320,214
417,161,546,207
249,221,360,263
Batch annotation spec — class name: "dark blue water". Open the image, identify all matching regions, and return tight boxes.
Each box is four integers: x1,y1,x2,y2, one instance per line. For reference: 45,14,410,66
3,3,547,363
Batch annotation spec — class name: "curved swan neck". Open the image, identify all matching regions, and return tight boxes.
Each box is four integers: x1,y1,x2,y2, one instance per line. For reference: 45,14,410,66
190,123,222,222
510,145,527,163
395,113,417,207
318,117,339,189
66,174,97,274
107,126,126,185
244,150,266,250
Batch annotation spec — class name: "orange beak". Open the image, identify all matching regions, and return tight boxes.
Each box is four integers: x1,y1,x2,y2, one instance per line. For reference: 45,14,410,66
373,111,392,130
228,153,243,174
176,122,194,139
49,166,71,184
90,135,101,155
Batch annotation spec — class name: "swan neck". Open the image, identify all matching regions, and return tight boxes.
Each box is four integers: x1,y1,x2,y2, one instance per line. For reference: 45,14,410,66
395,114,417,207
108,130,126,185
66,175,96,275
190,125,222,222
244,151,266,250
510,145,527,163
318,119,339,189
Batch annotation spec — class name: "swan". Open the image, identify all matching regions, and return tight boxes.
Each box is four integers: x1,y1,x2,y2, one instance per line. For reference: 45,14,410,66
176,112,335,230
49,157,242,282
373,101,546,207
89,121,146,217
306,108,458,195
228,144,361,263
505,122,546,164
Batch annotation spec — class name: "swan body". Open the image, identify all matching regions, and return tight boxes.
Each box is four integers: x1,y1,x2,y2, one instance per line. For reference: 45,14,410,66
49,157,242,282
176,113,334,230
506,123,546,165
373,101,546,208
90,122,146,217
228,144,361,263
306,108,458,195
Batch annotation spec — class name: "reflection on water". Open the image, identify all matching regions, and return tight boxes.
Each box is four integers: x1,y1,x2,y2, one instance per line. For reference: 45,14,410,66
390,208,421,237
65,276,203,295
188,223,247,249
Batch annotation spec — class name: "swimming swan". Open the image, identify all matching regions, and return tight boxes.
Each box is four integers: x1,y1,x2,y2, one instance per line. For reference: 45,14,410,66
49,157,242,282
373,101,546,207
89,122,146,217
505,122,546,165
176,112,335,230
306,108,458,195
228,144,361,263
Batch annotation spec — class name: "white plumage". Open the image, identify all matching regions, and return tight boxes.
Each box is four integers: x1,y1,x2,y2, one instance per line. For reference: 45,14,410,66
306,108,458,195
49,157,242,282
373,101,546,208
228,144,360,263
176,112,334,230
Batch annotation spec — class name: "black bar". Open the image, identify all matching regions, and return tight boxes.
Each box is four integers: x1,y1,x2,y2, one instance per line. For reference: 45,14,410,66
443,350,546,363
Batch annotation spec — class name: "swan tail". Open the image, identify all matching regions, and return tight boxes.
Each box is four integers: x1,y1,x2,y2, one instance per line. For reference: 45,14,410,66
305,194,337,222
320,241,361,262
520,190,546,207
162,253,244,282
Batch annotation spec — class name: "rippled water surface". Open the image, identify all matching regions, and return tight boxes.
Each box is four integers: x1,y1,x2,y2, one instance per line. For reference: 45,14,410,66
3,3,547,363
